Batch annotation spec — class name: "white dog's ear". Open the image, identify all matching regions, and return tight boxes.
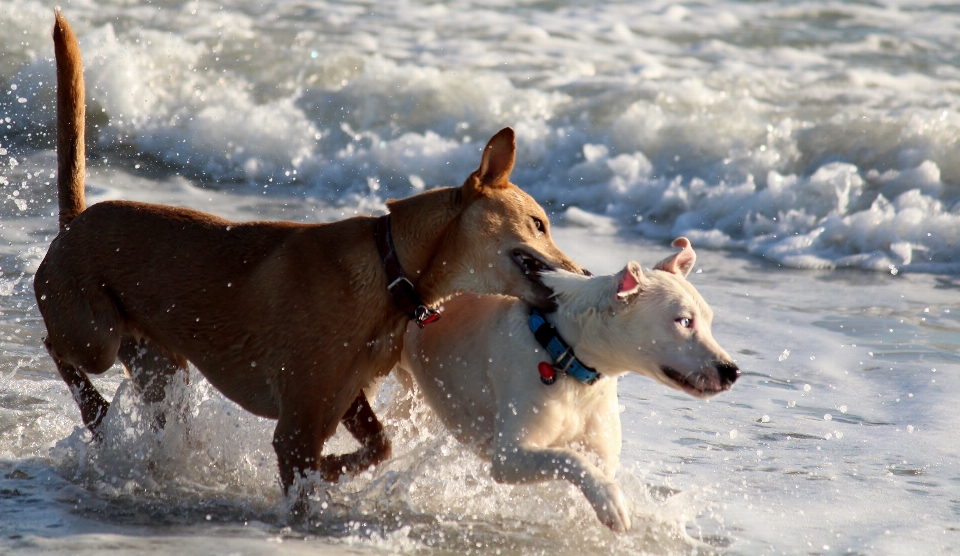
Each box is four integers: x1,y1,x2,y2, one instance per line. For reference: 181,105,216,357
616,261,644,301
654,237,696,277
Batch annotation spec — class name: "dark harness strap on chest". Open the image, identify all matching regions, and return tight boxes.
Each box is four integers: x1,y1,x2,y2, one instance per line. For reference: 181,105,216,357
528,308,601,385
375,214,440,328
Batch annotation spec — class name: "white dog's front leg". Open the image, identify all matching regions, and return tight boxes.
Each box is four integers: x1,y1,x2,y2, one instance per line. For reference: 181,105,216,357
491,443,631,532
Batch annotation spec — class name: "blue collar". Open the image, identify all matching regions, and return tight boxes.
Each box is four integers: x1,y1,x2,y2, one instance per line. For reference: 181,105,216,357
528,308,601,386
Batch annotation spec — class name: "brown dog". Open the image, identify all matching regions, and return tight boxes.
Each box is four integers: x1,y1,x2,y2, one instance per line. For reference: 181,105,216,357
36,13,583,497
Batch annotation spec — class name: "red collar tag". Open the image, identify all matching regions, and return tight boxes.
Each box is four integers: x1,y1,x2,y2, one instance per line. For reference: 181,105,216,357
414,305,441,328
538,362,557,385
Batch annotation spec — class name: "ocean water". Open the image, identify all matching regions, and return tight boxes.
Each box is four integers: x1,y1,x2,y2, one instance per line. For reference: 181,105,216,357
0,0,958,553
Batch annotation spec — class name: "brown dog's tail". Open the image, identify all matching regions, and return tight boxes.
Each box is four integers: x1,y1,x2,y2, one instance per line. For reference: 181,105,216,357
53,12,86,231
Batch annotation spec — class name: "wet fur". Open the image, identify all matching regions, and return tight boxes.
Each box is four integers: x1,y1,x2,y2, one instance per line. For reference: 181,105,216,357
399,240,738,532
36,13,583,499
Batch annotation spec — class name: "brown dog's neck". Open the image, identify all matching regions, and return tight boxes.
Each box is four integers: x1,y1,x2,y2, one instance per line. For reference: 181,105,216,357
385,186,463,303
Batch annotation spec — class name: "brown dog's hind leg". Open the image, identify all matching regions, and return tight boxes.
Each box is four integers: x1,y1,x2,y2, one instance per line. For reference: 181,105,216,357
319,393,391,482
117,337,187,430
45,339,110,439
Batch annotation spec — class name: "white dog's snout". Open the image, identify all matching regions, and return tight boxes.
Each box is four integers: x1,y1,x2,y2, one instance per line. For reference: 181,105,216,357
660,360,739,398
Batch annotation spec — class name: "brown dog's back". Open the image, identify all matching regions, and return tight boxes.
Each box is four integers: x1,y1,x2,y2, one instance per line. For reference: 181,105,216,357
38,199,392,418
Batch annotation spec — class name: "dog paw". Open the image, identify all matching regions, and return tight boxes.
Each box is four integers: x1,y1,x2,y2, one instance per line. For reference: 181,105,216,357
586,480,631,533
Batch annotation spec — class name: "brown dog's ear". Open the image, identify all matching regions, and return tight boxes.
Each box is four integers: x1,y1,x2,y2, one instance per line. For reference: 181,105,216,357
654,237,697,277
477,127,516,188
462,128,516,202
616,261,644,301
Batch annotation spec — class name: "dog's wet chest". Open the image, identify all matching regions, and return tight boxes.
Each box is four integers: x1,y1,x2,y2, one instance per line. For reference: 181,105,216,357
535,380,611,444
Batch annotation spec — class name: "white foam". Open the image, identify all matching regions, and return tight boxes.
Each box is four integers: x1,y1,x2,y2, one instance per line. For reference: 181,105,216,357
6,0,960,270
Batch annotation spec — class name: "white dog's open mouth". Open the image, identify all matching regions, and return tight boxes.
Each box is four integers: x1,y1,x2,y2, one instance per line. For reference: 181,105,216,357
660,365,736,399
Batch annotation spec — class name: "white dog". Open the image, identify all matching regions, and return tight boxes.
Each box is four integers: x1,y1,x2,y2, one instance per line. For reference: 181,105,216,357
397,238,739,532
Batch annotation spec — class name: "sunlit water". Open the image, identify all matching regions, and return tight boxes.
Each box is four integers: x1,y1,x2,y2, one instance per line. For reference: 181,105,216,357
1,0,959,554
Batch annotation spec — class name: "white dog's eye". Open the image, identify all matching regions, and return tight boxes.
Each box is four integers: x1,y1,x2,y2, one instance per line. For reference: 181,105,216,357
677,317,692,328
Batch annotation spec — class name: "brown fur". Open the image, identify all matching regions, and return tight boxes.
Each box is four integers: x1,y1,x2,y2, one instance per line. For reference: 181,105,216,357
53,11,85,229
36,14,584,497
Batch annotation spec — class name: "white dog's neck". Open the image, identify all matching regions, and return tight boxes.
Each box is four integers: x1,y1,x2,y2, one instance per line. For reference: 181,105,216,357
539,270,627,378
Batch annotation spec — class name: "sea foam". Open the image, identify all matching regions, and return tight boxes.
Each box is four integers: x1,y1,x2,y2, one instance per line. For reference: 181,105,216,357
2,0,960,273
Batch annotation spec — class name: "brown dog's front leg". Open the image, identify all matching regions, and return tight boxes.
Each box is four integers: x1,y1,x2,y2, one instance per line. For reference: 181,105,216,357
318,394,392,482
272,391,390,516
273,420,323,495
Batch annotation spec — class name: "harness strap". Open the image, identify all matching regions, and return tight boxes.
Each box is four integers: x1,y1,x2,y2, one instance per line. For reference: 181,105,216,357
376,214,440,328
528,308,601,385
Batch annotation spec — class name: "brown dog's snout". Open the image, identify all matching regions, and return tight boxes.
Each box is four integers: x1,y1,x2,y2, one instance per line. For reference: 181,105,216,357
549,253,590,277
716,361,740,387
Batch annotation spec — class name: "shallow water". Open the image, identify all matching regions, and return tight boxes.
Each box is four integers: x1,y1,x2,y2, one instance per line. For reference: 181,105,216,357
2,209,959,554
1,0,960,553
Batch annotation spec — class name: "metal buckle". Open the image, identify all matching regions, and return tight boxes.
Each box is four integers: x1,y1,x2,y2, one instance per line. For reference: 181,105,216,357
387,276,414,293
556,347,576,373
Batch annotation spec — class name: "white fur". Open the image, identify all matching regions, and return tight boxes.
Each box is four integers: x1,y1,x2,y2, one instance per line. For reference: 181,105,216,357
397,239,737,532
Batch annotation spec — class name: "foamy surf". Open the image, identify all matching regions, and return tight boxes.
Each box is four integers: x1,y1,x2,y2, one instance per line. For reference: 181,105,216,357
4,0,960,271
